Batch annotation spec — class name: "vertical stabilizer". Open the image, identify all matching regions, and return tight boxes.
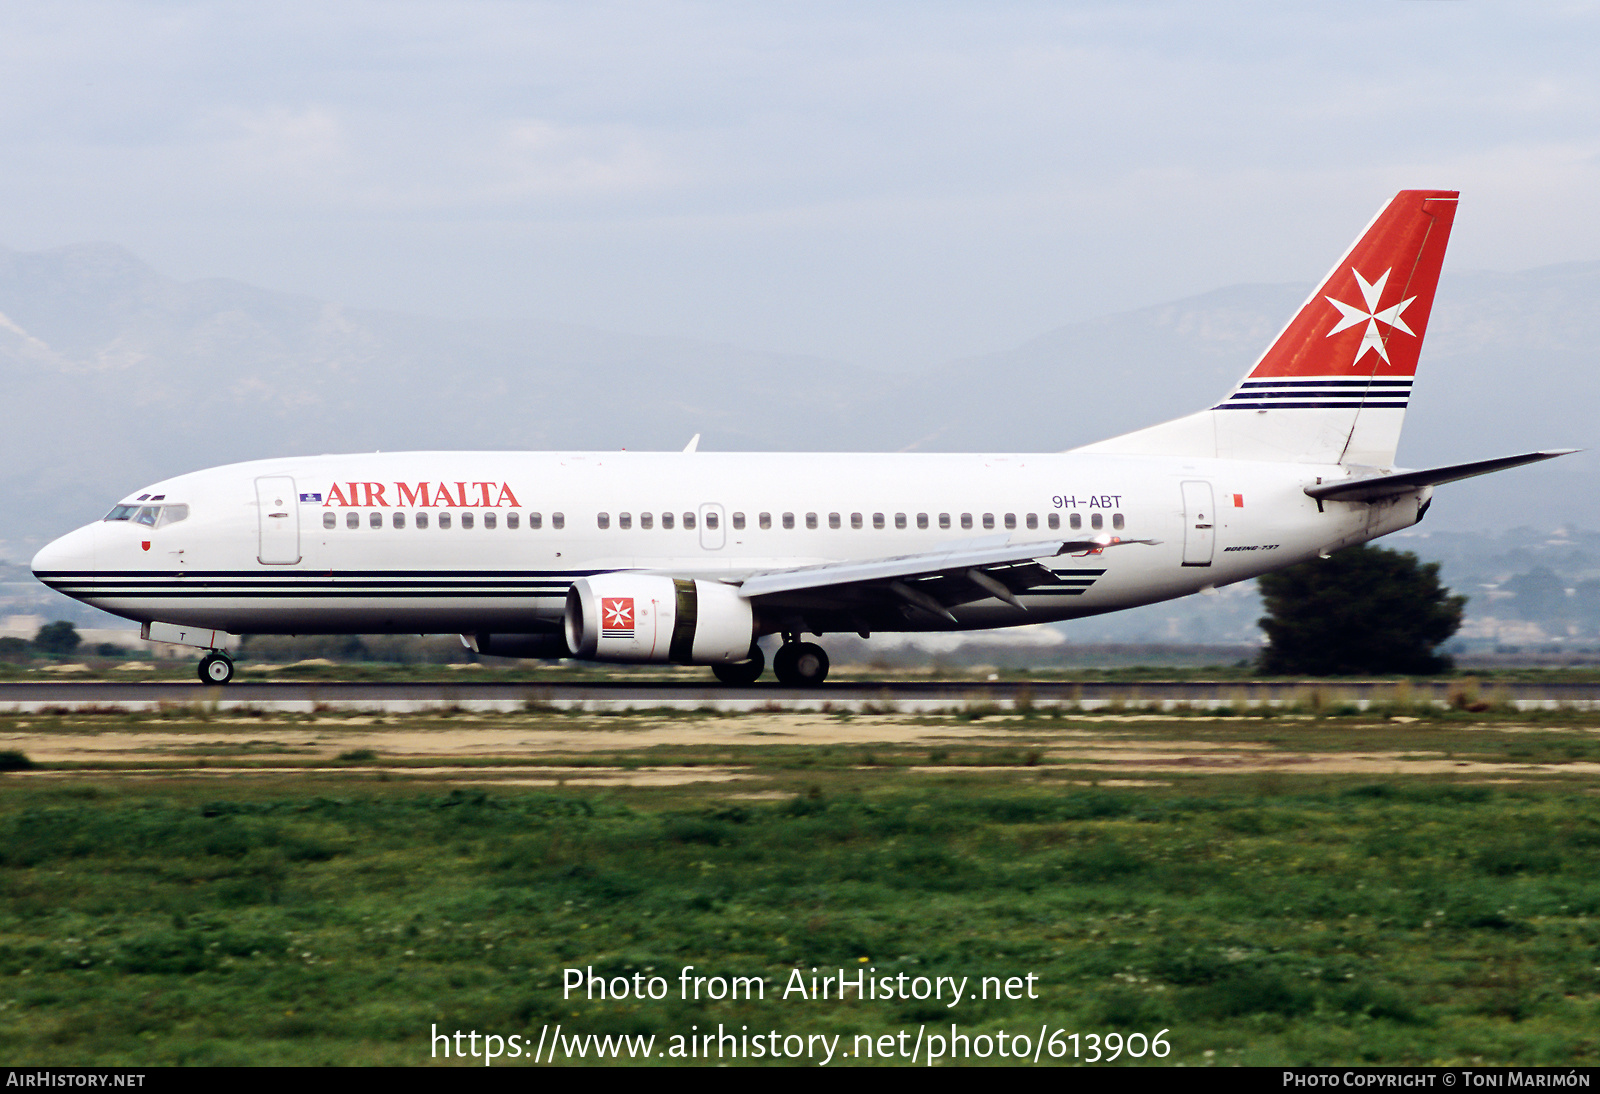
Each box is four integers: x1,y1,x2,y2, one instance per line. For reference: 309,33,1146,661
1078,190,1458,466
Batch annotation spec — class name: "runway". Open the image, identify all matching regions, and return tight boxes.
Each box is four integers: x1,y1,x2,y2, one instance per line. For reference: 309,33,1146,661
3,677,1598,713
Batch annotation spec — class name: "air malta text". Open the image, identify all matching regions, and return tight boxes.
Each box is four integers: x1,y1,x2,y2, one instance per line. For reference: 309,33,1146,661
321,482,522,508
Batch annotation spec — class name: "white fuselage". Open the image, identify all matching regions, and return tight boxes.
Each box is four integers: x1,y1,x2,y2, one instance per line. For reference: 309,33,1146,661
31,449,1426,639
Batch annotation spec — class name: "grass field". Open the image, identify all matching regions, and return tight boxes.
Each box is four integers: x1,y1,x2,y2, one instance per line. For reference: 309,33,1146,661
2,702,1599,1066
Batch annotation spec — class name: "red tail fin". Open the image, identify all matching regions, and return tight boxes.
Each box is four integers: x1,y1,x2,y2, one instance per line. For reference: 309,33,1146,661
1247,190,1458,381
1081,190,1460,466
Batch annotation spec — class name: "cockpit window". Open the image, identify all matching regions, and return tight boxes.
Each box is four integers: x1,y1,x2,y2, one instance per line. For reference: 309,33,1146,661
104,503,189,527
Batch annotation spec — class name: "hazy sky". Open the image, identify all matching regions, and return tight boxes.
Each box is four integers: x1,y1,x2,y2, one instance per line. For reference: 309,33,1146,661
1,2,1596,370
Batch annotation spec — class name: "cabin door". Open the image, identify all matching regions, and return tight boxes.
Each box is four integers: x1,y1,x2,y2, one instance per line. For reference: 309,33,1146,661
256,476,302,565
1180,480,1215,567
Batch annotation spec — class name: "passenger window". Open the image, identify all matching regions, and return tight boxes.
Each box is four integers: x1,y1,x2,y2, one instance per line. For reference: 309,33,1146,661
640,512,653,529
661,512,674,529
323,512,336,530
1004,513,1016,530
850,512,863,530
732,512,745,530
783,512,795,529
1069,513,1081,530
1026,513,1038,530
805,512,818,530
1112,513,1124,530
1047,513,1059,530
506,512,519,530
939,513,951,529
552,512,565,529
416,512,429,530
1091,513,1103,530
828,512,841,530
618,512,631,529
705,512,718,529
529,512,542,529
683,512,696,530
759,512,771,530
960,513,972,530
873,513,885,529
485,512,497,529
895,513,907,529
440,511,453,529
462,512,475,530
982,513,995,530
370,511,382,529
597,512,610,529
393,511,406,529
346,511,359,530
917,513,928,529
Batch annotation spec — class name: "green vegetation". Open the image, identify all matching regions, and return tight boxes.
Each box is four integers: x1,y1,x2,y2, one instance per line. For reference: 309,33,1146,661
2,708,1600,1065
31,621,82,656
1258,546,1466,676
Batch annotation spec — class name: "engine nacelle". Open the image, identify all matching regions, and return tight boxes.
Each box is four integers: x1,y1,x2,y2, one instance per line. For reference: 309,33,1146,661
564,574,754,664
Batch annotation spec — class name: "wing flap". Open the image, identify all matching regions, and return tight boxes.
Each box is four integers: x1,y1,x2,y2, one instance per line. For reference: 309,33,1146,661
736,534,1155,608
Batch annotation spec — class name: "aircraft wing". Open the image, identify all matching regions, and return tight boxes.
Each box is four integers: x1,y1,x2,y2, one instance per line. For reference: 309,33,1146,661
1304,450,1577,503
735,534,1157,621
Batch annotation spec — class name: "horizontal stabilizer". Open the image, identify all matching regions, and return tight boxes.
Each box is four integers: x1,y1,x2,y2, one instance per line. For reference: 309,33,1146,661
1304,450,1577,503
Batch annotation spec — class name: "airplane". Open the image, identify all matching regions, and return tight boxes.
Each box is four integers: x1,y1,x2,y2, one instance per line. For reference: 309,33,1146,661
31,190,1572,687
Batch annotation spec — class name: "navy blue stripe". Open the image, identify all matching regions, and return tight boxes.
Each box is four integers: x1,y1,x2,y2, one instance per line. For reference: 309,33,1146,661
37,572,601,582
1228,390,1410,400
41,589,570,600
1215,401,1409,410
1238,379,1411,389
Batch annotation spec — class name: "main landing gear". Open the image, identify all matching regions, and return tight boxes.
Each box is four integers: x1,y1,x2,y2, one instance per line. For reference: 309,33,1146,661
708,636,829,687
772,638,829,687
198,652,235,686
711,644,766,686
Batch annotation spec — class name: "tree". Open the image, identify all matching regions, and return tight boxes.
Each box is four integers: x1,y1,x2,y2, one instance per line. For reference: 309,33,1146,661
1257,545,1465,676
32,620,82,656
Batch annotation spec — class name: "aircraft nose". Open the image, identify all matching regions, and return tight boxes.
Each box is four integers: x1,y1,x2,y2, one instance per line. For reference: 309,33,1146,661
31,524,98,587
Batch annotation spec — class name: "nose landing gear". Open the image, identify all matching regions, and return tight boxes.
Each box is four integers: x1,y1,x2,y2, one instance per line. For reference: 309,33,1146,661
198,652,235,685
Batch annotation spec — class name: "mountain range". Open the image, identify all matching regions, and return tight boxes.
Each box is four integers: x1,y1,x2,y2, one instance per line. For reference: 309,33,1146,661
3,242,1595,564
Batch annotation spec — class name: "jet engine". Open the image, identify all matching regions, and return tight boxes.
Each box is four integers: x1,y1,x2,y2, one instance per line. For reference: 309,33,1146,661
564,574,754,664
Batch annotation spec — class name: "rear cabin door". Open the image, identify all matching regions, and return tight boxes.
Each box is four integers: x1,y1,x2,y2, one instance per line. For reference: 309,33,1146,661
256,476,301,565
1180,480,1215,567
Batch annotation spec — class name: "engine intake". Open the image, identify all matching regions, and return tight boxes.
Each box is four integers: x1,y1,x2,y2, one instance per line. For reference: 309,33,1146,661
564,574,754,664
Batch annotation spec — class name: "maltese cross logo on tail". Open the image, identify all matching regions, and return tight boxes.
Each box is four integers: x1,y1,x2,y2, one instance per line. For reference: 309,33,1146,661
1325,267,1417,367
601,597,634,638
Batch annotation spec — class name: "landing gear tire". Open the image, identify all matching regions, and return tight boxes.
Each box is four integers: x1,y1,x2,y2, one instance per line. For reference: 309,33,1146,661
712,645,765,686
773,641,828,687
198,653,234,686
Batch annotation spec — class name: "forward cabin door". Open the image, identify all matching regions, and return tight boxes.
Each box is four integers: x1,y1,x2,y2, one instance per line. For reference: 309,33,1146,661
256,476,301,565
1180,480,1215,567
